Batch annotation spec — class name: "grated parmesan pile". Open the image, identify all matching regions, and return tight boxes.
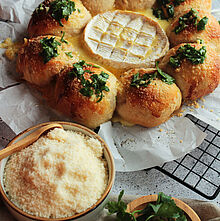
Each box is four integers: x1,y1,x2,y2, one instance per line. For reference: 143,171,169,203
4,128,108,218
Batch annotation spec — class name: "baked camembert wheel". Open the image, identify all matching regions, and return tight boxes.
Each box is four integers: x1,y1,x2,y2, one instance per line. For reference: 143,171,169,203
83,10,169,70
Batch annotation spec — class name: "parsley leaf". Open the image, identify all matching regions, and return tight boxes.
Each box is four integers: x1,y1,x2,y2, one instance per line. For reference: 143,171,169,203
65,52,73,58
40,37,61,63
60,31,68,44
169,44,207,68
197,16,208,31
173,8,208,34
49,0,76,27
156,62,175,85
69,61,110,102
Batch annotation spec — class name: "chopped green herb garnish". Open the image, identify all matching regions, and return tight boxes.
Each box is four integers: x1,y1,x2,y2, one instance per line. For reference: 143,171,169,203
219,21,220,25
77,8,81,13
156,62,175,85
130,63,174,88
152,0,185,20
68,60,109,102
106,191,187,221
130,72,157,88
49,0,76,27
60,31,68,44
198,39,204,44
197,16,208,31
173,8,208,34
65,52,73,58
40,37,61,63
169,44,206,68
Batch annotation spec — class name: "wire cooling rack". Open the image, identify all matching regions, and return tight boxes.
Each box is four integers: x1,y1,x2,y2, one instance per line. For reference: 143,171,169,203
156,114,220,200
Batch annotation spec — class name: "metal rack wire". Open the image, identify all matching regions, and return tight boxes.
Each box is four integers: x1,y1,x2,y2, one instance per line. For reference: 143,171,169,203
156,114,220,200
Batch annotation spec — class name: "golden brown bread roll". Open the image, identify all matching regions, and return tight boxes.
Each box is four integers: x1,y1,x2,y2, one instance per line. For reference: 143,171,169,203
81,0,115,16
28,0,91,38
116,68,182,128
115,0,156,10
167,9,220,53
174,0,212,16
159,43,220,101
16,35,79,87
52,61,118,128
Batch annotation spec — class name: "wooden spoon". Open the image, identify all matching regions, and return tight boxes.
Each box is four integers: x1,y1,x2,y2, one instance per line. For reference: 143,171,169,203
0,123,63,160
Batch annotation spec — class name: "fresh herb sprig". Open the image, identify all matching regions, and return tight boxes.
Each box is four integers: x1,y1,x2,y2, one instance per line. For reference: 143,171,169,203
68,60,110,102
169,44,206,68
173,8,208,34
60,31,68,44
105,191,187,221
49,0,76,26
40,37,61,63
130,63,174,88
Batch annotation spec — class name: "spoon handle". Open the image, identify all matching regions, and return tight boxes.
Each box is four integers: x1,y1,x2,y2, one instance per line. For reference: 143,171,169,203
0,123,63,161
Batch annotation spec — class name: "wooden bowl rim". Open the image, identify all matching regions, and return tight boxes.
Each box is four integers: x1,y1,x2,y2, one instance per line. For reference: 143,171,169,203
0,121,115,220
126,194,201,221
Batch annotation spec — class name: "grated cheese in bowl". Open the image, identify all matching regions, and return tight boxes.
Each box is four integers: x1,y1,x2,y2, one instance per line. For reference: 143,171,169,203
3,127,109,219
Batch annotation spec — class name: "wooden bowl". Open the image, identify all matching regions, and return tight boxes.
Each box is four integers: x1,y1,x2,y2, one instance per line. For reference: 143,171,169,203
126,195,201,221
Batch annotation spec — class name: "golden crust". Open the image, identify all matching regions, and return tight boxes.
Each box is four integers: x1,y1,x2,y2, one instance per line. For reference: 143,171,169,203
167,10,220,53
174,0,212,17
116,68,182,127
115,0,156,10
28,0,91,38
81,0,115,16
159,43,220,101
52,64,118,128
16,35,79,87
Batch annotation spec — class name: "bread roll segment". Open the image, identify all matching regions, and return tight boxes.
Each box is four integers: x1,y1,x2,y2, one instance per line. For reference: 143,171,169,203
81,0,115,16
52,63,118,128
16,35,79,87
115,0,156,10
116,68,182,128
28,0,91,38
167,9,220,53
159,43,220,101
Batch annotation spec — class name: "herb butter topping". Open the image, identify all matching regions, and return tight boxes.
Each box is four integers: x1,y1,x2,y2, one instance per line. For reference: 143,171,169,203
173,8,208,34
169,44,207,68
153,0,186,20
68,60,110,102
40,36,61,63
130,62,175,88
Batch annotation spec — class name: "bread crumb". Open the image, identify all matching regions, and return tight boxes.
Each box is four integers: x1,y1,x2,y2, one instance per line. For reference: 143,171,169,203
159,128,163,132
180,140,183,143
201,105,205,108
210,109,213,112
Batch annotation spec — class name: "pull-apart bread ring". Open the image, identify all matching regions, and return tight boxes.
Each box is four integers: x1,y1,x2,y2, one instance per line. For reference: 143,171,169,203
52,61,118,128
84,10,169,71
115,0,156,11
159,43,220,101
28,0,91,38
167,9,220,53
81,0,115,16
116,68,182,128
16,35,79,87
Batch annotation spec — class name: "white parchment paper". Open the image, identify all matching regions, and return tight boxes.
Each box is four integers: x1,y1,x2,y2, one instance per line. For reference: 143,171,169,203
0,0,219,172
